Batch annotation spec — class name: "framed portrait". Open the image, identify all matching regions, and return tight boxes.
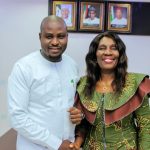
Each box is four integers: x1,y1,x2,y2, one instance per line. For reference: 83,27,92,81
78,1,105,32
49,0,77,31
107,3,132,33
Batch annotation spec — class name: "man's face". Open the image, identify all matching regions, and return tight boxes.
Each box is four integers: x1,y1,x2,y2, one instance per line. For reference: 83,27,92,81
61,8,69,19
39,20,68,61
89,10,96,20
115,9,122,19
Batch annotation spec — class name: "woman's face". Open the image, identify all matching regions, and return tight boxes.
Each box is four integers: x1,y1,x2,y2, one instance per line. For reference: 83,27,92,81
96,36,119,73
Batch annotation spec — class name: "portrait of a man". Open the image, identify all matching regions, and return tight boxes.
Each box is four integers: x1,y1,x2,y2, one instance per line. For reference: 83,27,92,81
83,5,100,27
55,4,73,27
107,3,131,32
110,6,127,28
79,2,104,31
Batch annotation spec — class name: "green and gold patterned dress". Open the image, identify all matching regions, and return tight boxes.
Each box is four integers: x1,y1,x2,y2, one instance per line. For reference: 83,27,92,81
75,73,150,150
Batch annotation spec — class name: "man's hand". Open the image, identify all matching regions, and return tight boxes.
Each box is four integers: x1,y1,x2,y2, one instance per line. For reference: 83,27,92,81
58,140,72,150
68,107,84,125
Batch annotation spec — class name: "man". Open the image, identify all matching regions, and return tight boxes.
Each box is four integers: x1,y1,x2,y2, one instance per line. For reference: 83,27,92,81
60,4,72,27
111,7,127,28
83,6,100,26
8,15,82,150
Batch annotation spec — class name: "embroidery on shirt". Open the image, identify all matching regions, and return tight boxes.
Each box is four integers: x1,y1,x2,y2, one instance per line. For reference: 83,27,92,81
71,79,75,87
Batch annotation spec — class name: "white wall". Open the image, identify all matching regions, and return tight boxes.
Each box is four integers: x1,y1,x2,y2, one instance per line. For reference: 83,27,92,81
0,0,150,136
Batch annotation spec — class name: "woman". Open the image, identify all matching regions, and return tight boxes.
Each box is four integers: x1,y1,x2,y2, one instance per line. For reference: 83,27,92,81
70,32,150,149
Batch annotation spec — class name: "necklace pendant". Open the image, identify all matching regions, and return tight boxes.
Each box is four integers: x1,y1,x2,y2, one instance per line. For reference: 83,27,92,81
103,87,107,90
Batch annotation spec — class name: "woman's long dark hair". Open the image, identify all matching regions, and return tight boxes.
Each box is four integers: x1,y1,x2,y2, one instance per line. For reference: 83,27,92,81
84,31,128,97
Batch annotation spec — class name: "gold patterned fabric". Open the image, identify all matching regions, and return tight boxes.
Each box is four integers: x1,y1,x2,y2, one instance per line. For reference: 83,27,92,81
76,73,150,149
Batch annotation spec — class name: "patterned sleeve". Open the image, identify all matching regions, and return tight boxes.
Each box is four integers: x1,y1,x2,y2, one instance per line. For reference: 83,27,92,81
75,118,91,140
135,95,150,149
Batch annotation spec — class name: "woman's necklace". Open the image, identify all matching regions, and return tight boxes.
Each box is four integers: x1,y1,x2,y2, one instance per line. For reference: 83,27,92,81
101,81,111,91
96,80,113,93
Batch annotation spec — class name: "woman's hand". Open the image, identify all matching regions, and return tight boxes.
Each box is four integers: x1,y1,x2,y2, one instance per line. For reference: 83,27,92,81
69,136,84,150
69,142,81,150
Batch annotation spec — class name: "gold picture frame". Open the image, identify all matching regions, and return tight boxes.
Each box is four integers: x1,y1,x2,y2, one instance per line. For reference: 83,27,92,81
50,1,77,31
79,2,104,32
107,3,132,33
